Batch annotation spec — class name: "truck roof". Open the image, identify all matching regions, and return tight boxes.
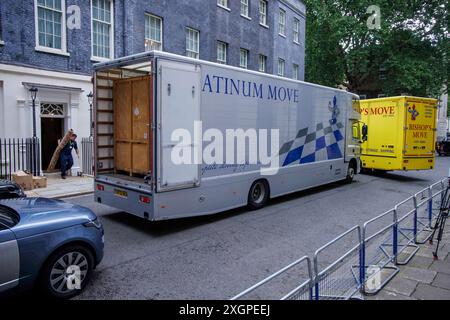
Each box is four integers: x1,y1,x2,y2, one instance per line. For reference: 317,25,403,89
361,96,438,103
93,50,359,99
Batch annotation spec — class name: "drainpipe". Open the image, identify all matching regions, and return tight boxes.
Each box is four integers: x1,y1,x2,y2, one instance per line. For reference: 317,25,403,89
122,0,129,56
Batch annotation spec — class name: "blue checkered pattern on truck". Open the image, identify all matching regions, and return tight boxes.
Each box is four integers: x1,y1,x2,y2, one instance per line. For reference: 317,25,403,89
280,122,345,167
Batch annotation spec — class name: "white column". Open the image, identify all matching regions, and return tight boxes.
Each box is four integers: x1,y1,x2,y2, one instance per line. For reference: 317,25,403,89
69,92,81,176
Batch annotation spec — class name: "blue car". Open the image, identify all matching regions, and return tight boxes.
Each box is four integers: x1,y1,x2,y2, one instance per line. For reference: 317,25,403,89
0,198,104,299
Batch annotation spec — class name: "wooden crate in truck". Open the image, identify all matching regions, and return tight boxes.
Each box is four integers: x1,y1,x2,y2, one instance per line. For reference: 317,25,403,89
113,75,153,176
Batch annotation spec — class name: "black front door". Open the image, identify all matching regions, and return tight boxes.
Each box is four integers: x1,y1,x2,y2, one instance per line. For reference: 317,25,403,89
41,118,64,172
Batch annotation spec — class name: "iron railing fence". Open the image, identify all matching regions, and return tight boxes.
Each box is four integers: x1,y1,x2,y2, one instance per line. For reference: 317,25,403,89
0,138,40,180
81,137,94,176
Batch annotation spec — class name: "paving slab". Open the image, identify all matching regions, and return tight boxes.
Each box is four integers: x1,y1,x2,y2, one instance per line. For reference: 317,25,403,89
369,290,416,301
407,255,434,269
430,260,450,275
413,283,450,300
25,175,93,199
384,277,418,297
402,267,437,284
415,247,437,259
432,273,450,290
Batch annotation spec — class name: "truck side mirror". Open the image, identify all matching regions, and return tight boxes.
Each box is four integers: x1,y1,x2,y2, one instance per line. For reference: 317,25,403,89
362,124,368,142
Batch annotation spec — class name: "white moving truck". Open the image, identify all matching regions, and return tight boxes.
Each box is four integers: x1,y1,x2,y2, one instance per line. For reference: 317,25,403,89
93,51,363,221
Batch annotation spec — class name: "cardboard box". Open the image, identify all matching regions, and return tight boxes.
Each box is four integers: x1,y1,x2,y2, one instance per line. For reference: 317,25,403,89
12,171,33,191
33,176,48,189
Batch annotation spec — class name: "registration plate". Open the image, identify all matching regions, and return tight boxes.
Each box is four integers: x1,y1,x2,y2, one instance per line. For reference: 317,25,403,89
114,189,128,199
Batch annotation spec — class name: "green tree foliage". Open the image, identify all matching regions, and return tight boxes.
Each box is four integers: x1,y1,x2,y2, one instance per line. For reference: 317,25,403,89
305,0,449,97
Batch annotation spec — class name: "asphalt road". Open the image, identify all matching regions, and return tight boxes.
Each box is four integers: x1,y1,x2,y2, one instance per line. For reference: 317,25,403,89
69,158,450,300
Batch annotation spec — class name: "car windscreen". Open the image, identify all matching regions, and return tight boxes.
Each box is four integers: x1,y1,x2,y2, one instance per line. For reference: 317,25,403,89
0,204,20,228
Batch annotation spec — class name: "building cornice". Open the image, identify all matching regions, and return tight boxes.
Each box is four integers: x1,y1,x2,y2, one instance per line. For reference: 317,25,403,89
279,0,306,18
0,63,91,82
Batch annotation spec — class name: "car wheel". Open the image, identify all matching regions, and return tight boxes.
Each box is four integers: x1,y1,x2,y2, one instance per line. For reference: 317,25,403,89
345,163,356,183
248,180,270,210
39,245,94,299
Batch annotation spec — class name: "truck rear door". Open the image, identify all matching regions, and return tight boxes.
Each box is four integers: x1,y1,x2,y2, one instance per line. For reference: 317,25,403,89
404,98,437,157
156,60,201,192
361,98,401,158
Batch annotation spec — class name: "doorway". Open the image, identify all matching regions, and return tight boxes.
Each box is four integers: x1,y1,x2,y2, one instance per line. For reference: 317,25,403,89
41,117,65,172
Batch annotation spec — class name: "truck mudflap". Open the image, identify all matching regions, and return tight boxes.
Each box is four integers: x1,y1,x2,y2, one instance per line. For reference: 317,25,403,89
95,180,155,220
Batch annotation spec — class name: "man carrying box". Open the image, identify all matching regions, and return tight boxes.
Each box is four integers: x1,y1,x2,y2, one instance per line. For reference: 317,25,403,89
59,133,79,180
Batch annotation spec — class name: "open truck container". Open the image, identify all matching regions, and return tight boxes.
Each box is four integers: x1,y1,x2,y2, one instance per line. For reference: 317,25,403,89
93,51,362,221
360,96,438,172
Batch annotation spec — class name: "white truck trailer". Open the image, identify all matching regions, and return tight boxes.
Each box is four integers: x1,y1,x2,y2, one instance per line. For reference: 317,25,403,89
93,51,363,221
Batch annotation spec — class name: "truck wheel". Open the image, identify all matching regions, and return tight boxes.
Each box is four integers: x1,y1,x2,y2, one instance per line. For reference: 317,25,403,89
38,244,94,299
248,180,270,210
346,164,356,183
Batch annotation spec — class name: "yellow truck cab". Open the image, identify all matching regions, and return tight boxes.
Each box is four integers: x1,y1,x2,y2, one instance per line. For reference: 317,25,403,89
360,96,438,172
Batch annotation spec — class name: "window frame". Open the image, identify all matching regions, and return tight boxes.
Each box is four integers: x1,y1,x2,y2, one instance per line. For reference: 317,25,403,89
240,48,249,69
34,0,68,55
145,13,163,52
241,0,250,19
91,0,115,61
259,0,268,27
186,27,200,59
217,0,230,11
293,18,300,44
278,58,285,77
217,41,228,65
278,8,286,37
293,63,299,80
258,54,267,73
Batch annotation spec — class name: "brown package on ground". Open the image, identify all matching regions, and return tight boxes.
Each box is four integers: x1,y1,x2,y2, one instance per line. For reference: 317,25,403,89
12,171,33,191
33,176,48,189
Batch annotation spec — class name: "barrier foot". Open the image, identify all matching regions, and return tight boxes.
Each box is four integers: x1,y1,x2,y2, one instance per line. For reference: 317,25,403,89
396,244,420,265
415,228,434,245
362,264,400,296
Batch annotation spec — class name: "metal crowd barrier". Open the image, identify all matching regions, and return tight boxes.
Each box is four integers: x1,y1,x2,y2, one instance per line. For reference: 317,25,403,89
313,226,362,300
231,178,448,300
415,187,434,244
429,180,446,226
361,209,399,295
395,196,420,265
231,256,314,300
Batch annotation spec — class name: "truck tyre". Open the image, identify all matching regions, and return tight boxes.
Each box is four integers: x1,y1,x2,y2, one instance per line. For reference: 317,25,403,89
346,163,356,183
248,180,270,210
38,244,94,299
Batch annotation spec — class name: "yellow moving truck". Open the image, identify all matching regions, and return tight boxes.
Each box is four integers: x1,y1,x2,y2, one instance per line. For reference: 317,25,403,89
360,96,438,172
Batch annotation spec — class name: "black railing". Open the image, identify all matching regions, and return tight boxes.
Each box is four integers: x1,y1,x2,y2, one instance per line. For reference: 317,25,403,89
81,137,94,176
0,138,41,180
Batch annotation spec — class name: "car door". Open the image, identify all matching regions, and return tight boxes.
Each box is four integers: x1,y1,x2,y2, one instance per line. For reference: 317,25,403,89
0,223,20,293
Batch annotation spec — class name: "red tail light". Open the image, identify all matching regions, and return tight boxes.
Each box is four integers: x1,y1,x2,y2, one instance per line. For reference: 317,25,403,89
139,195,151,204
97,184,105,191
